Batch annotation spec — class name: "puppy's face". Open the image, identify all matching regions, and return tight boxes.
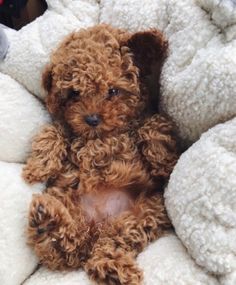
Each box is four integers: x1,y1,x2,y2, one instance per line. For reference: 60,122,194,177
43,25,167,139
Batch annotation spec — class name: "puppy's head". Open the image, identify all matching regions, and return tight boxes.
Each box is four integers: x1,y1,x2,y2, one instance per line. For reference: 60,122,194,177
43,25,167,139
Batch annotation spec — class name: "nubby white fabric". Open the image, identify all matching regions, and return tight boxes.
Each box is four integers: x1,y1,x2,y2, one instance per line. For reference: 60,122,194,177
196,0,236,30
0,0,99,98
165,118,236,275
0,26,9,60
0,162,43,285
220,271,236,285
160,0,236,144
100,0,168,33
0,0,235,284
136,234,218,285
0,73,50,163
24,269,91,285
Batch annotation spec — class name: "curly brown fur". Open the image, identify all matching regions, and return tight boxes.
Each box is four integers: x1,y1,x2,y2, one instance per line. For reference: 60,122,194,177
23,24,179,285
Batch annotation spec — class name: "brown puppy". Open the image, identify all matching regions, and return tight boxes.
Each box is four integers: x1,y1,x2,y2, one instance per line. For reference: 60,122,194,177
23,24,179,285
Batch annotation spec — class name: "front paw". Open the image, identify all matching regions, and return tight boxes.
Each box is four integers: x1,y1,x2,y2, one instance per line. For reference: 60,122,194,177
22,165,42,184
22,160,51,184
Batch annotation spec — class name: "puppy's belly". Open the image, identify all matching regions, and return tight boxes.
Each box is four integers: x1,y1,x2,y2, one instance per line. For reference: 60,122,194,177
80,190,134,223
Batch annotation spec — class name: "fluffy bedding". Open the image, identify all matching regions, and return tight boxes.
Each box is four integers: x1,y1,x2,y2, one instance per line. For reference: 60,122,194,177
0,0,235,284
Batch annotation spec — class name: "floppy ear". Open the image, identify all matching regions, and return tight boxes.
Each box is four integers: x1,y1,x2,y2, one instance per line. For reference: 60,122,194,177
42,64,53,93
126,30,168,77
42,64,61,115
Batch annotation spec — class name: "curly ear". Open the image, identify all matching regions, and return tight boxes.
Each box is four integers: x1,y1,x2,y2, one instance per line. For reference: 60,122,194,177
126,30,168,77
42,64,53,92
42,64,61,115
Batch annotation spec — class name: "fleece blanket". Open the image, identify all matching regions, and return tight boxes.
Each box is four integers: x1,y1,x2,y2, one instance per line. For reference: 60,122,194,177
0,0,235,284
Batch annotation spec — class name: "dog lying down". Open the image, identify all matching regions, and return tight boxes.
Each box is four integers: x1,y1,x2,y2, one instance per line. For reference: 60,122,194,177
23,24,179,285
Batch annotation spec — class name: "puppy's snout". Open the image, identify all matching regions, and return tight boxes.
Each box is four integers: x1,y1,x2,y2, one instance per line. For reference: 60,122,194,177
85,114,101,127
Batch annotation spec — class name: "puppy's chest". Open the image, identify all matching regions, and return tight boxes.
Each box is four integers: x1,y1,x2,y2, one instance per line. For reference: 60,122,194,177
68,133,147,223
70,132,142,170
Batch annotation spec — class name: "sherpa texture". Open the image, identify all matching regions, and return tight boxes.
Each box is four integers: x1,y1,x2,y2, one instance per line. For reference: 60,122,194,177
24,234,218,285
0,73,50,163
0,26,9,60
220,271,236,285
0,0,99,98
101,0,236,145
0,0,235,284
0,161,43,285
196,0,236,31
165,118,236,275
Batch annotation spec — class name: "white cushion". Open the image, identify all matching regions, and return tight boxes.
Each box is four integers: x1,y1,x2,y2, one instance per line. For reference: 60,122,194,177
220,271,236,285
0,0,234,283
0,73,50,163
196,0,236,29
0,161,43,285
165,118,236,274
0,0,99,98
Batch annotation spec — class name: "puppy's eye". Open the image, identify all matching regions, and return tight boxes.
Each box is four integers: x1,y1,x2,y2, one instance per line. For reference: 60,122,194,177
68,89,80,100
107,88,119,100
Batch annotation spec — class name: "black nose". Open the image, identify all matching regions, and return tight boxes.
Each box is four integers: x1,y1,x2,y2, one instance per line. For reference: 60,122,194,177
85,114,101,127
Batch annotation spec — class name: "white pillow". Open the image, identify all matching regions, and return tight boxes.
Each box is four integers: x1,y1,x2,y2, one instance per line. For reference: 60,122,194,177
0,73,50,163
24,268,91,285
220,271,236,285
196,0,236,30
0,0,99,98
165,117,236,275
100,0,168,32
24,234,218,285
136,233,218,285
0,161,43,285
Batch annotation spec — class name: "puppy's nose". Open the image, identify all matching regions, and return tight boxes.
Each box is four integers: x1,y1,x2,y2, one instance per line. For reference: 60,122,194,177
85,114,101,127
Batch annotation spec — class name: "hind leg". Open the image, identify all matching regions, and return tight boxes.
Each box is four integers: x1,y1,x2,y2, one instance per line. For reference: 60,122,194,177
84,193,171,285
85,238,143,285
28,192,89,270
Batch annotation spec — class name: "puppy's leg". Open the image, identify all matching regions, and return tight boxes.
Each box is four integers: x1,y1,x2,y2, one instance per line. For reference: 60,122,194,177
113,193,171,253
85,193,171,285
132,193,172,243
85,238,143,285
23,124,68,184
138,114,179,182
28,193,88,270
